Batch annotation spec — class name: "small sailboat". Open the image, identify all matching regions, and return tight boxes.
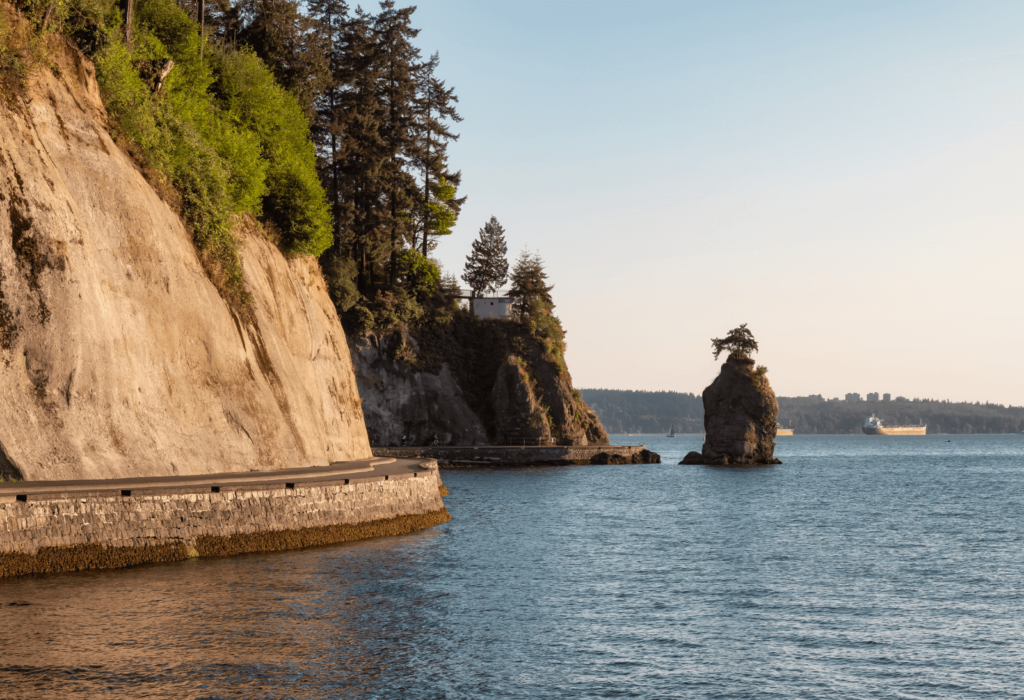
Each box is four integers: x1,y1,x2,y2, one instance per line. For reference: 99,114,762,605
667,425,677,437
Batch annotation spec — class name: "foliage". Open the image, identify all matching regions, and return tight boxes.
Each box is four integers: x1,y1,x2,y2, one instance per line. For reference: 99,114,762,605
0,0,65,104
368,287,421,334
397,248,440,301
462,215,509,295
212,43,331,255
321,248,360,313
81,0,333,304
711,323,759,361
508,249,552,322
423,176,457,242
343,303,375,336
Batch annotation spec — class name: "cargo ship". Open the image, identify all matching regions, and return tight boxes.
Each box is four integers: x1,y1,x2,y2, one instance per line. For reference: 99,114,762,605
862,415,926,435
776,425,794,436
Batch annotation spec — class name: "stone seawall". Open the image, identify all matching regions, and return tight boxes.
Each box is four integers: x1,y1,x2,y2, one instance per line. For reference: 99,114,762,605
372,445,660,467
0,463,448,578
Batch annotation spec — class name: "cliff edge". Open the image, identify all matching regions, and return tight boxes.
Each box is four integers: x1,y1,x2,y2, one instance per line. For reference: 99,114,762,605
351,315,608,447
0,42,370,481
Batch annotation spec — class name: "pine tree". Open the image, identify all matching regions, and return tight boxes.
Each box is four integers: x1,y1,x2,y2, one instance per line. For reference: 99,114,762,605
413,53,464,257
235,0,328,122
374,0,422,286
508,249,553,321
462,216,509,295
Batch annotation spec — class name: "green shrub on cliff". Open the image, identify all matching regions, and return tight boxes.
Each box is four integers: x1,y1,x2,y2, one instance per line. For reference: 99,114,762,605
53,0,332,302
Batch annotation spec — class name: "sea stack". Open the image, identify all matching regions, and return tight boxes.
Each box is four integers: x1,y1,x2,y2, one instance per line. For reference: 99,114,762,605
681,324,781,466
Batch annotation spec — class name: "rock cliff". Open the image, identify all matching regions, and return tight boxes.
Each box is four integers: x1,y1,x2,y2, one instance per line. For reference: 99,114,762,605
0,43,371,481
350,316,608,446
682,356,780,466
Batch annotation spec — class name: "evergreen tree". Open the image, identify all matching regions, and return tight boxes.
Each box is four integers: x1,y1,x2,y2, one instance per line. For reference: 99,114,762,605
508,249,553,321
235,0,328,122
413,52,464,257
373,0,422,286
462,216,509,295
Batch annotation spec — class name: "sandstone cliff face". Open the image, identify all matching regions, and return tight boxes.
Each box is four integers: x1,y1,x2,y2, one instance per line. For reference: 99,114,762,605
683,356,780,466
0,46,371,481
350,322,609,447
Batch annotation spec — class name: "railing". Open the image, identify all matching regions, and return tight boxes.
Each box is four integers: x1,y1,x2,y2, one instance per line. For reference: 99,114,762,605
506,437,556,446
445,287,512,299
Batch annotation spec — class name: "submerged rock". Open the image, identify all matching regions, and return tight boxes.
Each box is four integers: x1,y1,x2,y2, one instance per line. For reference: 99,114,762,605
686,356,781,466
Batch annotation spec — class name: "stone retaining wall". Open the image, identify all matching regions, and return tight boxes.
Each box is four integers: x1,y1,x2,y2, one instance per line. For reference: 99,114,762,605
0,471,448,577
372,445,660,466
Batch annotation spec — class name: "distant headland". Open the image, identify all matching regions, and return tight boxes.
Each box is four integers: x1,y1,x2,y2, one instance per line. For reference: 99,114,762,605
581,390,1024,435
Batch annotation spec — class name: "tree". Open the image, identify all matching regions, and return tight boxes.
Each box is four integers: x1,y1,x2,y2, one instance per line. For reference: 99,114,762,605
507,249,552,322
413,52,464,257
711,323,758,361
235,0,329,122
462,216,509,295
374,0,423,286
422,176,456,248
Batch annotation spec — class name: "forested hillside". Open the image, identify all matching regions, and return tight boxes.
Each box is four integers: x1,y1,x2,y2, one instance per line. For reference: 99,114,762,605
580,389,1024,435
580,390,704,434
2,0,466,321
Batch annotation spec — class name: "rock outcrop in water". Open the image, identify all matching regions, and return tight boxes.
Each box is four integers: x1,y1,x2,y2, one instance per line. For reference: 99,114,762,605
681,326,781,466
0,42,371,481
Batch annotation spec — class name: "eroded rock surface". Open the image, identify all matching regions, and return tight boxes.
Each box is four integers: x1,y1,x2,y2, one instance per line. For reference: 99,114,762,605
350,334,488,447
0,45,370,481
350,325,609,447
683,356,781,466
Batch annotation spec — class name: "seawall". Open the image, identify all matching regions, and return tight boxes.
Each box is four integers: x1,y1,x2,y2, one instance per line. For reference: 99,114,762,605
0,459,448,578
372,445,660,467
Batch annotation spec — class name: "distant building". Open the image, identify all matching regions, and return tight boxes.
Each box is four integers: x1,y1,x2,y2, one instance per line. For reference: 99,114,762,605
867,392,880,402
473,296,511,319
845,393,862,402
883,393,891,402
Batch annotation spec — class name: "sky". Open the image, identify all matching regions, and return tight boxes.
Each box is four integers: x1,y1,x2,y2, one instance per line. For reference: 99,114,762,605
405,0,1024,405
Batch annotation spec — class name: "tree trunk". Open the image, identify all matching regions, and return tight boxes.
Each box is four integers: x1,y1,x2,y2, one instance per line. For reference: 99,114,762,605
120,0,133,50
199,0,205,60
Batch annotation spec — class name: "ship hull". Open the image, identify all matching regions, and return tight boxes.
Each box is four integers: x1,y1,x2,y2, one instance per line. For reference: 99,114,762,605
862,426,926,435
776,428,794,436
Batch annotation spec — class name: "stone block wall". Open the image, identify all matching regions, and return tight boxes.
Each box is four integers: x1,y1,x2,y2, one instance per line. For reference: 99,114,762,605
0,472,448,577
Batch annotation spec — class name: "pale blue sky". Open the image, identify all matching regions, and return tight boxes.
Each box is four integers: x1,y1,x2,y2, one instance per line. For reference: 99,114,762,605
408,0,1024,404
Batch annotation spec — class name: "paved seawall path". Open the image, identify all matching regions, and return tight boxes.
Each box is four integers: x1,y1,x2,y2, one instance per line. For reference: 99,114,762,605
372,445,661,467
0,459,449,578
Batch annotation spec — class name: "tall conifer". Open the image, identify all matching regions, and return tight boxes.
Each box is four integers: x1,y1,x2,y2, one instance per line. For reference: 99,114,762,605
413,53,464,257
462,217,509,295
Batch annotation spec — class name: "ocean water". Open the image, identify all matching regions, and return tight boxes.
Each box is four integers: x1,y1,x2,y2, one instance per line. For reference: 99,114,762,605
2,434,1024,699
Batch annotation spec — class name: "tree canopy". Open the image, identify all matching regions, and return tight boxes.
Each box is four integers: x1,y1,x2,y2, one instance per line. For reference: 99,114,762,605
462,216,509,296
508,249,553,322
711,323,758,361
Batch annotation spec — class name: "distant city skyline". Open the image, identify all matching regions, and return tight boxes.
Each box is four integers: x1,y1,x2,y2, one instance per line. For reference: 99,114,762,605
410,0,1024,405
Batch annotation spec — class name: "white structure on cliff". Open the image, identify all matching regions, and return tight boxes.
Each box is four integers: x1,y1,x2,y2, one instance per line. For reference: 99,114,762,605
473,296,511,319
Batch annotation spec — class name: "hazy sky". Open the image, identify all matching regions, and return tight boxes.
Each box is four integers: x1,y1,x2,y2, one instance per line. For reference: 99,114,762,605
408,0,1024,405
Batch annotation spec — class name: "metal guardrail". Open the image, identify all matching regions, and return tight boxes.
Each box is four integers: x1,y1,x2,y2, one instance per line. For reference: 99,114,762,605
506,437,556,446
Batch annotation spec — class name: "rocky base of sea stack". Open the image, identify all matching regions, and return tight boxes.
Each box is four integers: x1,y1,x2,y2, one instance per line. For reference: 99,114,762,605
679,450,782,466
683,354,783,466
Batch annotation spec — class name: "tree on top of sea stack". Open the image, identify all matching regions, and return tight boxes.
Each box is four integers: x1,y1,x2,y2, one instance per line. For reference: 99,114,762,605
681,323,782,466
711,323,758,361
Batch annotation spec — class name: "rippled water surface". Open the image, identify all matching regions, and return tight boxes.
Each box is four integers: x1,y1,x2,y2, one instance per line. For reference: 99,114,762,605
3,434,1024,698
